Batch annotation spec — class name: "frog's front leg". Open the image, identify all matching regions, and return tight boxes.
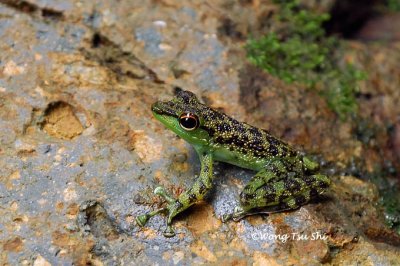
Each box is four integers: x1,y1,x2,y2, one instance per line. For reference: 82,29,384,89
136,152,214,237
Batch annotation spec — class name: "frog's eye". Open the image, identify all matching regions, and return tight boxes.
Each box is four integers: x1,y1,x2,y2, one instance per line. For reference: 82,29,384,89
179,113,199,131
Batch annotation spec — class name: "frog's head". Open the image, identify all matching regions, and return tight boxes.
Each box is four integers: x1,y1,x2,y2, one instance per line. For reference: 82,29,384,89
151,89,211,147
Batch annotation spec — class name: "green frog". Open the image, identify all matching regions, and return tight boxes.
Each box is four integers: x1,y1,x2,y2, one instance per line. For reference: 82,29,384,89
136,89,330,237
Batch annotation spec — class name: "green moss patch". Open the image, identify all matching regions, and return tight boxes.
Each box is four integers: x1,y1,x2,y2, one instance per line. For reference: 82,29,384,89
246,0,366,120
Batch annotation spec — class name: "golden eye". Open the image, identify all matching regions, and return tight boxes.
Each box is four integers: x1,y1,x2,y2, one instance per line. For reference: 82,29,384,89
179,113,199,131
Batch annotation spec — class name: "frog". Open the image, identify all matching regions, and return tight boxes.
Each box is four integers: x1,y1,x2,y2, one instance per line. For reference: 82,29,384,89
136,89,331,237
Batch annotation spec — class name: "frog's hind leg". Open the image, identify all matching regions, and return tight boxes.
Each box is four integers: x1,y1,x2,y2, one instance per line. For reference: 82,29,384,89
223,167,330,222
224,179,302,222
221,168,279,222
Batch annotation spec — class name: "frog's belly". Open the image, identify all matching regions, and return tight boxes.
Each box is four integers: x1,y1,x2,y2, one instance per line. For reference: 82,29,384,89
213,147,269,172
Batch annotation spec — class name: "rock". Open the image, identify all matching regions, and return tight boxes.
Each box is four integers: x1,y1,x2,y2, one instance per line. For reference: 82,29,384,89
0,0,399,265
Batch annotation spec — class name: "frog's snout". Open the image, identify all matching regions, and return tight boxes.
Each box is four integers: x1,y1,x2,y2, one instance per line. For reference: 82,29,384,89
151,102,162,114
151,101,178,117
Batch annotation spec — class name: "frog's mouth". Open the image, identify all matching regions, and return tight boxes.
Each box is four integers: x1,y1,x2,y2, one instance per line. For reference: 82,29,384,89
151,101,186,136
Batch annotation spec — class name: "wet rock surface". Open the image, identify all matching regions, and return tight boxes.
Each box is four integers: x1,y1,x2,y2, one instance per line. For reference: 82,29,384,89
0,0,399,265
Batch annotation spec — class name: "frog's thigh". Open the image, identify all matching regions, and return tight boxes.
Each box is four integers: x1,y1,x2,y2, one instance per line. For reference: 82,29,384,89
239,160,288,207
303,174,331,196
241,169,277,195
241,177,306,210
239,169,281,210
278,174,330,209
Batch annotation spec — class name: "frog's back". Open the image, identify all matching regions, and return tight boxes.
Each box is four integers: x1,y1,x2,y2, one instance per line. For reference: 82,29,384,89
198,107,298,170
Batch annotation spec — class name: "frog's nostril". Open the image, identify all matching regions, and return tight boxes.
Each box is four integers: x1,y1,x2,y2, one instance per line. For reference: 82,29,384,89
151,102,162,113
151,101,177,117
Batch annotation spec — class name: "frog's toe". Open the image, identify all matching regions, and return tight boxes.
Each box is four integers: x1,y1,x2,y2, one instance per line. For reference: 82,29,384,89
231,206,247,222
154,186,176,204
221,207,246,222
136,207,166,227
221,213,233,223
136,214,150,227
153,186,166,195
163,225,176,238
232,214,245,222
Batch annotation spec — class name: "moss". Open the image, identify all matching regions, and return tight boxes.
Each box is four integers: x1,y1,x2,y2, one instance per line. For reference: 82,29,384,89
369,165,400,234
246,0,366,120
382,191,400,234
323,65,367,120
386,0,400,11
341,157,400,234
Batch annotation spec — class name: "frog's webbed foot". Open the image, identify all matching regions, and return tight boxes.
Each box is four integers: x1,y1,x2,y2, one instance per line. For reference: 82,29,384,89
221,205,301,223
135,186,180,238
136,207,166,226
154,186,182,237
221,206,248,222
154,186,176,204
163,224,176,238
